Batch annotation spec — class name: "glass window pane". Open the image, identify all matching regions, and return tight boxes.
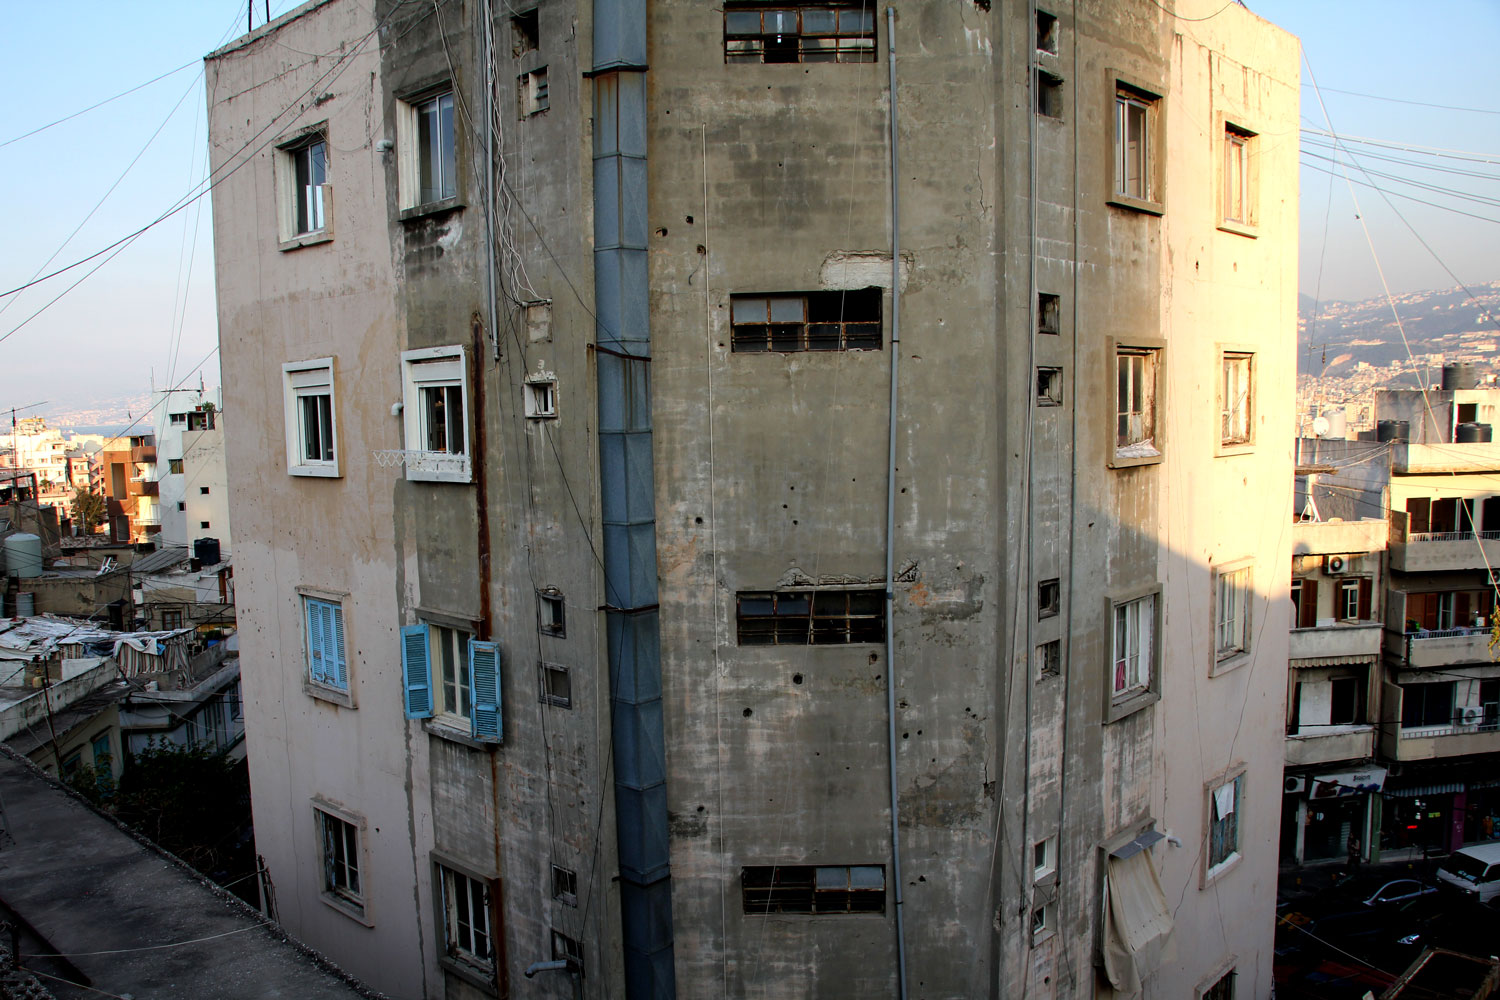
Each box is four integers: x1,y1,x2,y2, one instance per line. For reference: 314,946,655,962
438,93,456,199
849,866,884,888
768,296,806,323
801,9,836,33
725,10,762,33
732,297,767,323
815,866,848,889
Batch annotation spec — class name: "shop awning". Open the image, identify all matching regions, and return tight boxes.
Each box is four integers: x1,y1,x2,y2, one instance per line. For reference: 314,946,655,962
1310,766,1387,799
1384,782,1464,798
1102,845,1173,993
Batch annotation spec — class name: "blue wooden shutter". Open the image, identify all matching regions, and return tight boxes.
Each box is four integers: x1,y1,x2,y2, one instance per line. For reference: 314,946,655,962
306,599,328,683
468,640,502,742
329,603,348,689
401,625,434,719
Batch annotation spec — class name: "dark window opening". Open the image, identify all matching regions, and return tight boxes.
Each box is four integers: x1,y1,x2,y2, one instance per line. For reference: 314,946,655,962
1037,71,1064,119
1038,578,1060,619
1329,675,1366,726
552,864,578,906
736,589,884,645
512,8,538,55
539,589,566,636
551,931,583,973
730,288,882,353
724,4,876,64
200,521,211,529
1037,640,1060,677
741,864,885,914
1037,367,1063,406
1035,9,1058,53
1401,681,1454,728
1458,403,1478,424
541,664,572,708
1037,292,1060,335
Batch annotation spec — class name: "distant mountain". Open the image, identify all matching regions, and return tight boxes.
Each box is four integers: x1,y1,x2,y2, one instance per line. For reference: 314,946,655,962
1298,281,1500,377
33,394,152,435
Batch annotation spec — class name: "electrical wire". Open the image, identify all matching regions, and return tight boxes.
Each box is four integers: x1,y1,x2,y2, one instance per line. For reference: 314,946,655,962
0,59,199,150
1311,86,1500,117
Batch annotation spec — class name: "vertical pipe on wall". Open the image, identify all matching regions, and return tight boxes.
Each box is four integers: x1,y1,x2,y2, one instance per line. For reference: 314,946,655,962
883,9,910,1000
592,0,676,995
482,0,500,359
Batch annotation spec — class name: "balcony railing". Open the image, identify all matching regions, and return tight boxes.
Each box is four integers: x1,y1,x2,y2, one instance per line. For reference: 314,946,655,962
1406,529,1500,543
1390,529,1500,572
1400,717,1500,739
131,445,156,463
1389,625,1497,669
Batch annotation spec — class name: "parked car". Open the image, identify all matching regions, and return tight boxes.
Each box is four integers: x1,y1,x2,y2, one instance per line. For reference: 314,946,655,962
1361,879,1439,908
1435,842,1500,904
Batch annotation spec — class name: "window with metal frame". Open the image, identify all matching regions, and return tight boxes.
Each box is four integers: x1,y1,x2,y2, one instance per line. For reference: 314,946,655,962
736,589,885,645
1112,594,1154,698
730,288,881,353
1114,88,1156,202
723,4,876,64
438,864,494,973
740,864,885,914
316,808,362,909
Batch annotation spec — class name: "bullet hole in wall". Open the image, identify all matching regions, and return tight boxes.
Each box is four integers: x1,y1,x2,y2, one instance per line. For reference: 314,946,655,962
792,520,798,525
696,805,706,813
697,245,706,255
793,673,803,685
743,707,752,717
695,516,703,524
902,732,909,739
686,215,694,224
655,227,668,237
869,653,879,665
782,504,788,509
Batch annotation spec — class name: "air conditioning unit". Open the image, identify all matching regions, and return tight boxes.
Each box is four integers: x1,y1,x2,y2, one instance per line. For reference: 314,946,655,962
1489,568,1500,588
1324,554,1348,575
1284,775,1307,795
1461,705,1484,726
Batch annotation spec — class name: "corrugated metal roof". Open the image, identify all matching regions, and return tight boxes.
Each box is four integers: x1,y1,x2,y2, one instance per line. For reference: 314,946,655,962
129,545,193,574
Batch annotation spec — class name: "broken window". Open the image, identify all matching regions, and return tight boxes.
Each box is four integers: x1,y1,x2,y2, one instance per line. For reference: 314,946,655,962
1035,9,1058,53
1037,639,1061,677
1037,367,1064,406
1113,85,1158,204
1207,774,1242,873
551,930,583,973
736,589,884,645
729,288,881,353
1038,578,1060,619
525,376,557,418
315,807,363,915
1115,347,1159,460
437,863,494,975
1214,565,1251,662
552,864,578,906
1037,71,1064,119
741,865,885,914
1037,292,1060,336
541,663,572,708
511,8,538,55
538,588,566,636
1221,352,1252,445
723,4,876,64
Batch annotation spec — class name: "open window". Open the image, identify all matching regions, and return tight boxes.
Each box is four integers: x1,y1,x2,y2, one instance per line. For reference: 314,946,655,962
723,4,876,64
1101,829,1173,994
396,89,457,213
282,358,339,477
275,126,330,247
401,347,471,483
1109,76,1164,214
1220,118,1259,235
1111,340,1164,468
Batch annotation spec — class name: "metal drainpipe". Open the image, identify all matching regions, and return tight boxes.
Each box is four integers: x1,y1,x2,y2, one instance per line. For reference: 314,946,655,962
883,9,910,1000
482,0,500,360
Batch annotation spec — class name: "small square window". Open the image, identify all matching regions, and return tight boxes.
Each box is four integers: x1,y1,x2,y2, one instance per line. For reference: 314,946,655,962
1032,836,1057,881
168,458,184,475
1037,640,1060,677
397,90,457,211
1036,367,1063,406
1114,346,1161,463
525,377,558,419
176,501,186,512
315,806,364,918
169,412,187,425
200,521,211,529
541,663,572,708
283,359,339,477
511,8,538,55
551,930,583,973
1030,903,1052,941
1038,578,1060,619
1037,71,1064,119
1221,352,1252,447
552,864,578,906
200,486,211,495
521,68,549,116
1037,293,1060,336
1035,9,1058,53
538,589,566,636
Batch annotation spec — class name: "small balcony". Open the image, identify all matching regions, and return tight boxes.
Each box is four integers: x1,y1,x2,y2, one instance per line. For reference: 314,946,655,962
1385,626,1494,669
1383,720,1500,761
1389,529,1500,572
134,480,159,497
1285,725,1376,768
1392,442,1500,475
1289,622,1383,662
131,445,157,464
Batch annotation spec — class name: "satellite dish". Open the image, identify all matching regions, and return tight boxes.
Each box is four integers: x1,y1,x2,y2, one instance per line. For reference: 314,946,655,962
1312,416,1331,437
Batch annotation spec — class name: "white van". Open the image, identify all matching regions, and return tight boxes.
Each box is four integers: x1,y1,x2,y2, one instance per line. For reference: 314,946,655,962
1436,842,1500,903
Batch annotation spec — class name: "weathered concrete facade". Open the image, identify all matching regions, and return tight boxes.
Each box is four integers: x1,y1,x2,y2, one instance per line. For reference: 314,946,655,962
209,0,1297,997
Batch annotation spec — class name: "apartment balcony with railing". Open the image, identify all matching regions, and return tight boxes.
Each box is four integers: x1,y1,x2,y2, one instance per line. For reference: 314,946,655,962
130,444,157,464
1380,678,1500,760
1389,526,1500,572
1289,622,1383,661
1286,725,1376,768
1385,625,1495,669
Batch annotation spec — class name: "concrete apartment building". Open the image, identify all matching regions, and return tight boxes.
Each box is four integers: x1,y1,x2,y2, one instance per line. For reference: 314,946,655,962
147,386,229,548
207,1,1298,997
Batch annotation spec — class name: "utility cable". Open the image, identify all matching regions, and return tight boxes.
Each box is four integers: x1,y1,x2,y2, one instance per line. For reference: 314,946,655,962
0,60,199,150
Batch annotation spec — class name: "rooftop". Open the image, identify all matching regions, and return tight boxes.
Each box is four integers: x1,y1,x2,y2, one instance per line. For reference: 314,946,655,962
0,747,381,1000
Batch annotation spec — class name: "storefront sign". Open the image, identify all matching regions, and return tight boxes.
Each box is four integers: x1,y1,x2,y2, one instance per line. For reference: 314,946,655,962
1310,766,1388,799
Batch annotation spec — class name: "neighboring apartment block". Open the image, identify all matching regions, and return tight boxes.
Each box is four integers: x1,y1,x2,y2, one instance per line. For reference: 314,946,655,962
147,386,229,549
208,1,1298,998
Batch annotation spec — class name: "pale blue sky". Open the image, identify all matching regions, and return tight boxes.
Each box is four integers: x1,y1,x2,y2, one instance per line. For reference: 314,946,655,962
0,0,1495,418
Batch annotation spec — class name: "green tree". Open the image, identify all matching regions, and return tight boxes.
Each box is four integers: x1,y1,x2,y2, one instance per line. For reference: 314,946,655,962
70,487,107,534
113,740,250,876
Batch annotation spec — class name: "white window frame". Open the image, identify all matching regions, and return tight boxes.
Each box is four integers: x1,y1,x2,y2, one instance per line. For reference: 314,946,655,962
1111,340,1164,468
1213,562,1253,672
1219,349,1254,451
1107,587,1160,722
401,346,472,483
396,89,458,213
430,622,473,725
1033,835,1057,883
1204,769,1246,885
314,801,369,923
275,125,332,248
282,358,340,477
525,374,558,419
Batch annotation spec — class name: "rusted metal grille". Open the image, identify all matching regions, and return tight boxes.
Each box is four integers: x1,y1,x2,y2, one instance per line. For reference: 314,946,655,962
730,288,882,353
723,5,876,64
741,865,886,914
736,589,884,645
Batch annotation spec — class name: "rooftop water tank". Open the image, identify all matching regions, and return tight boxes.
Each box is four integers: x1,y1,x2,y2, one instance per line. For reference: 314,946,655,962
3,534,42,579
1456,422,1493,443
1443,362,1479,390
194,537,221,567
13,593,34,617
